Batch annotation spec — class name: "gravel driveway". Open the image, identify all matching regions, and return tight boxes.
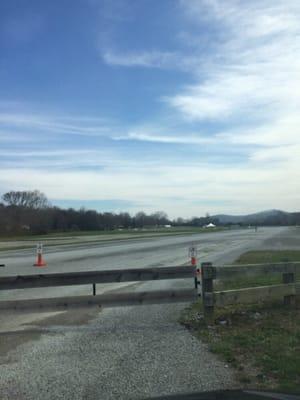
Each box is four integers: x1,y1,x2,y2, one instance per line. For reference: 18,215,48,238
0,303,238,400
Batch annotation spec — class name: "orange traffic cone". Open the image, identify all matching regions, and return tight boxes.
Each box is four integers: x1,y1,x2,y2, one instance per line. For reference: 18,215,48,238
34,243,47,267
189,245,197,266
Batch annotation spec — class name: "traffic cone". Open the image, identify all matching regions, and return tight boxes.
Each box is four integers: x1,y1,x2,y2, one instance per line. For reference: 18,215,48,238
34,243,47,267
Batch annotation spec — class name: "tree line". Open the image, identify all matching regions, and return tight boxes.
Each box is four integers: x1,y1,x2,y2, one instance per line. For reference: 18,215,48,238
0,190,173,235
0,190,299,236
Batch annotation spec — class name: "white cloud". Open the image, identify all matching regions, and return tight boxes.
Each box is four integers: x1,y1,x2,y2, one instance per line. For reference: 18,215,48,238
0,112,113,137
102,49,200,71
1,158,299,217
115,131,216,145
169,1,300,125
102,50,177,68
224,113,300,147
250,145,300,162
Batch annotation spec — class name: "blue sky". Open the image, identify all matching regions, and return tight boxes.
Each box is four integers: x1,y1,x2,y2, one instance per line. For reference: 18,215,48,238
0,0,299,217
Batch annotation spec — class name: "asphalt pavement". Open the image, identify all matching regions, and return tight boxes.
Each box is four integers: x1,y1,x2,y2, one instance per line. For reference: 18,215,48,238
0,227,287,301
0,226,293,399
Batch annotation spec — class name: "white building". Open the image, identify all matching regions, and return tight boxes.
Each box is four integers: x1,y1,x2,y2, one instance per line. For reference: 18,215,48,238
205,223,216,228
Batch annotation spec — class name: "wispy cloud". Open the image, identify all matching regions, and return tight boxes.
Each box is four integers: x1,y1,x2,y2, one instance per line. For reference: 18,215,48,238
0,111,115,137
1,155,299,216
103,49,175,68
168,0,300,125
102,49,199,71
115,131,216,145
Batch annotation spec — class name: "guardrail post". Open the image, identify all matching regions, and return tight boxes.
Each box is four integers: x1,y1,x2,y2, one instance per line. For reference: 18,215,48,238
282,272,295,306
93,283,96,296
201,262,215,318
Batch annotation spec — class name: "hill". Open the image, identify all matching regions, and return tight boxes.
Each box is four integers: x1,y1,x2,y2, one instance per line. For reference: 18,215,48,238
213,209,293,225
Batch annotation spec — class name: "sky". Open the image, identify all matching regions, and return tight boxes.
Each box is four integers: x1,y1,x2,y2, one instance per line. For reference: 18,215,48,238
0,0,300,218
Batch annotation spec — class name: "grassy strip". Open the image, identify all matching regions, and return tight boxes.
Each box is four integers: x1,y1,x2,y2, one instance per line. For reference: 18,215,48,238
215,250,300,291
215,275,283,290
235,250,300,264
0,233,190,252
0,232,195,252
180,250,300,391
0,230,225,252
0,227,226,252
180,301,300,392
0,226,226,241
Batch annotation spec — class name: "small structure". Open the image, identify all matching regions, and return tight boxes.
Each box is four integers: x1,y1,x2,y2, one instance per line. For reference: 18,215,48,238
164,224,172,228
204,223,216,228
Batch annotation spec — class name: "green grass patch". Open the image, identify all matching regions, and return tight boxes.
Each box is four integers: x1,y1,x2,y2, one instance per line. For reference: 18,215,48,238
215,274,283,291
0,226,226,241
180,249,300,391
0,227,227,252
215,250,300,290
235,250,300,264
180,301,300,392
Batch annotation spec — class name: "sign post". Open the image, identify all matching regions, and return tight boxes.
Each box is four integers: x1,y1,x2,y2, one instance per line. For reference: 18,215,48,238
34,243,47,267
189,245,201,296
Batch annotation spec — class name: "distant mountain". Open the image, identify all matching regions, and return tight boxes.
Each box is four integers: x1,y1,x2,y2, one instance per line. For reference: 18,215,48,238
213,209,289,224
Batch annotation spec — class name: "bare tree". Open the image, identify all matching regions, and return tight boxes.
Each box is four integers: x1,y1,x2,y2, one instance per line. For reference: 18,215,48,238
151,211,169,226
2,190,50,209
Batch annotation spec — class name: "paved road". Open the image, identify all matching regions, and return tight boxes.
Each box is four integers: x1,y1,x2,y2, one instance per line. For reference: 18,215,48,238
0,227,287,301
0,227,291,399
0,227,288,274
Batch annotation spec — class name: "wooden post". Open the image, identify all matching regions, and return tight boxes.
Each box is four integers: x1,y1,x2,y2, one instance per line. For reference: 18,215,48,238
93,283,96,296
282,272,295,306
201,262,215,318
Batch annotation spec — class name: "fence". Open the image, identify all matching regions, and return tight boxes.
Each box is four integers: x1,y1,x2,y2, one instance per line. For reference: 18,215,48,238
0,265,198,311
201,261,300,317
1,261,300,313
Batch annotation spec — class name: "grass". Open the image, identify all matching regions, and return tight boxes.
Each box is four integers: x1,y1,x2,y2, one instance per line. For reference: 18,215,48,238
0,226,226,252
215,250,300,290
215,250,300,291
235,250,300,264
180,301,300,392
180,249,300,392
215,275,283,290
0,226,226,241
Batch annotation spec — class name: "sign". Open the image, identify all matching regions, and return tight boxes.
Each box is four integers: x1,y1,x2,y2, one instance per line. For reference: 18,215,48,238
189,246,197,258
36,243,43,254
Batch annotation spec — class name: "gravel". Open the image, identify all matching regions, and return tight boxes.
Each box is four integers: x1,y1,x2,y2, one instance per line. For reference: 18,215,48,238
0,303,238,399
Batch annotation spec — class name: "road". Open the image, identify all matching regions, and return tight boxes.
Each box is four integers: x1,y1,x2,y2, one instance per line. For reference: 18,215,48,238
0,227,292,399
0,227,287,301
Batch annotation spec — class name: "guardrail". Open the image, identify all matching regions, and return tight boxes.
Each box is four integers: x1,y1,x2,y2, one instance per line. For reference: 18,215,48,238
201,262,300,317
0,265,198,310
